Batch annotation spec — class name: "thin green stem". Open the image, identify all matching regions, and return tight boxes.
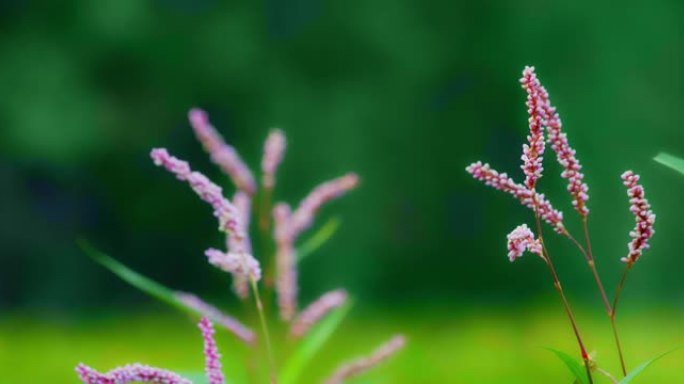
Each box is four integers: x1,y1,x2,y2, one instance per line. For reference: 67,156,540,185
532,197,593,384
250,278,278,384
610,263,633,377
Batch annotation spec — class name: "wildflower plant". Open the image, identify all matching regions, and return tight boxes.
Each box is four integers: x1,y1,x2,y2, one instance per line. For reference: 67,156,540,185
467,67,660,383
77,108,404,383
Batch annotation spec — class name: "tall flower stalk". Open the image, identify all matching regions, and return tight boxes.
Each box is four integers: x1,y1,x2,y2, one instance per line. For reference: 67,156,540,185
467,66,656,381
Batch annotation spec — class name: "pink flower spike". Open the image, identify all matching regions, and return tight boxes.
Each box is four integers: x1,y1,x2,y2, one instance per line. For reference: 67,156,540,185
290,289,348,338
198,317,225,384
529,67,589,217
289,173,360,239
466,161,565,233
205,248,262,282
151,148,242,236
520,66,546,189
324,335,406,384
273,203,298,320
261,129,287,189
188,108,256,195
227,191,253,299
76,363,191,384
621,171,655,263
174,292,255,344
506,224,543,262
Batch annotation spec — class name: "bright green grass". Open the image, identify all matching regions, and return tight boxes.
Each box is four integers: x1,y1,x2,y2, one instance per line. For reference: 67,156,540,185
1,303,682,383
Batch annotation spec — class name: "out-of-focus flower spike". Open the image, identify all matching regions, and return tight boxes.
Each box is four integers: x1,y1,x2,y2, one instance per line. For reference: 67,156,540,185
289,173,360,239
466,161,565,233
290,289,348,338
76,363,191,384
324,335,406,384
529,68,589,217
621,171,655,263
205,248,261,282
228,191,253,299
174,292,255,344
520,66,546,189
274,202,297,321
261,129,287,189
151,148,242,236
506,224,543,262
198,317,225,384
188,108,256,195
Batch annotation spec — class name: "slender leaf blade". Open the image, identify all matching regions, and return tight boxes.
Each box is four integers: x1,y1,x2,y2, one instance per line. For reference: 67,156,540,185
296,217,341,263
654,152,684,176
545,348,589,384
619,349,677,384
280,300,353,384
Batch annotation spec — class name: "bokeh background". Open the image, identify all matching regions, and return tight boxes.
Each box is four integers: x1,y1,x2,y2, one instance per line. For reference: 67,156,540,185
2,1,684,382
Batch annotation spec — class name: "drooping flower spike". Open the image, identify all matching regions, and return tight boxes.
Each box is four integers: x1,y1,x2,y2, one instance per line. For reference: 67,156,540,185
324,335,406,384
520,66,546,190
290,289,348,338
76,363,192,384
198,317,225,384
466,161,565,233
506,224,543,262
150,148,242,236
174,291,255,344
527,67,589,217
205,248,261,282
261,129,287,189
188,108,256,195
621,171,655,263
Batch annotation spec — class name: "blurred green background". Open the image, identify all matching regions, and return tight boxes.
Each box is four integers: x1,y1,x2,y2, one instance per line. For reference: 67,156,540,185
2,0,684,382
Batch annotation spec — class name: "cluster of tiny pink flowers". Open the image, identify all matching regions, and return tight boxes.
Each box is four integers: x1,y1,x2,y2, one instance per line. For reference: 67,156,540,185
290,289,348,338
205,248,261,282
621,171,655,263
198,317,225,384
227,191,253,298
466,161,565,233
520,66,546,190
506,224,543,262
324,335,406,384
289,173,360,238
261,129,287,189
531,68,589,217
188,108,256,195
273,202,298,320
174,291,255,344
75,363,191,384
150,148,242,235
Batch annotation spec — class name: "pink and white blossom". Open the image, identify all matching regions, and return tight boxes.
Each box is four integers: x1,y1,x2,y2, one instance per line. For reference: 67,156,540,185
506,224,543,262
324,335,406,384
261,129,287,189
273,203,297,320
205,248,261,282
290,289,348,338
174,292,255,344
228,191,253,299
188,108,256,195
520,66,546,189
198,317,225,384
466,161,565,233
621,171,655,263
75,363,191,384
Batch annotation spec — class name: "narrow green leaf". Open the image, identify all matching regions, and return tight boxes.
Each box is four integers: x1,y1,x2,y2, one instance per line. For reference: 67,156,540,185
619,349,677,384
296,217,341,263
78,239,184,310
654,152,684,176
280,300,353,384
545,348,589,384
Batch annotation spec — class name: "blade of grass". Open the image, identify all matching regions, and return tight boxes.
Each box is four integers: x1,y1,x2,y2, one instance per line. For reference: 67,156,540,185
545,347,589,384
619,349,677,384
280,300,353,384
296,217,341,263
654,152,684,176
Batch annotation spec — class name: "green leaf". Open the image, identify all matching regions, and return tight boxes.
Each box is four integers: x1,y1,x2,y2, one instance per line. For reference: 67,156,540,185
545,348,589,384
654,152,684,176
619,349,677,384
280,300,353,384
78,239,185,310
296,217,341,263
